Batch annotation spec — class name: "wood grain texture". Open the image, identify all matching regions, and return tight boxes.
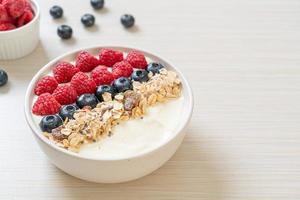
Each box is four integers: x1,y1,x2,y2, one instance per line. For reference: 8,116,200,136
1,0,300,199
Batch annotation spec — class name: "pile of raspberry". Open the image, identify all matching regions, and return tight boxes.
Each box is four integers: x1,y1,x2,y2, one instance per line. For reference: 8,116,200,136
32,48,148,116
0,0,34,31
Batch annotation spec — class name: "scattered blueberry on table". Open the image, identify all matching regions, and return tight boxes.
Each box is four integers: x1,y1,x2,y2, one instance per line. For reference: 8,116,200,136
81,14,95,27
131,69,149,82
90,0,105,10
112,77,132,93
120,14,135,28
57,25,73,39
0,69,8,87
50,5,63,19
39,115,63,133
50,1,137,39
76,94,99,109
95,85,115,101
147,63,165,74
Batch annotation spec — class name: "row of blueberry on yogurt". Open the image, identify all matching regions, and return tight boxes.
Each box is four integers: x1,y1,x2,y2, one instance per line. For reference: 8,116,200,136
37,61,166,134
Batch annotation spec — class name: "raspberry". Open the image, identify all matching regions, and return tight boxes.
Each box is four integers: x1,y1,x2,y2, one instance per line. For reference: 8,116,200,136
0,4,10,23
16,9,33,27
75,51,99,72
99,48,123,67
0,5,15,25
2,0,26,18
53,61,79,83
91,66,115,86
112,61,133,78
34,76,58,96
0,22,15,31
32,93,61,116
125,50,148,69
70,72,96,95
24,0,32,11
93,65,107,71
52,84,78,105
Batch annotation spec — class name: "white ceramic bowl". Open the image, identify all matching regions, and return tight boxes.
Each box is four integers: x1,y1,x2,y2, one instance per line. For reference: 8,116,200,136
0,0,40,60
24,46,193,183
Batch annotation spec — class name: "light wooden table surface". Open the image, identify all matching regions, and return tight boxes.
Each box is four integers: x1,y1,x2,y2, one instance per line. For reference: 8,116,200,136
1,0,300,199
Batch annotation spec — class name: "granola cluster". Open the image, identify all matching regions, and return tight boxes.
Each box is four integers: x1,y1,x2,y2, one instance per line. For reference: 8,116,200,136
44,69,182,152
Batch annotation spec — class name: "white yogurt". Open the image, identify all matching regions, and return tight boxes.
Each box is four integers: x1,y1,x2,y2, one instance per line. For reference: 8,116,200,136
79,96,184,159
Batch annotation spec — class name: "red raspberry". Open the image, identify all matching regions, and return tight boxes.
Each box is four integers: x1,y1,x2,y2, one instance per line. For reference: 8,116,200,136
0,5,15,25
16,9,34,27
32,93,61,116
71,72,96,95
112,61,133,78
0,22,15,31
24,0,32,11
75,51,99,72
34,76,58,96
91,66,115,86
93,65,107,71
0,4,10,23
52,84,78,105
125,50,148,69
99,48,124,67
2,0,26,18
53,61,79,83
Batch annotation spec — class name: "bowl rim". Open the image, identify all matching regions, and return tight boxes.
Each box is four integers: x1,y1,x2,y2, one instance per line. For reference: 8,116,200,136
24,45,194,161
0,0,40,35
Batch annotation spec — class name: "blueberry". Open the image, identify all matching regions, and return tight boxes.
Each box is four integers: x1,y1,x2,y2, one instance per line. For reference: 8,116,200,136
112,77,132,93
59,104,78,120
95,85,115,101
39,115,63,133
0,69,8,87
90,0,104,9
131,69,149,82
120,14,135,28
57,25,73,39
50,5,63,19
81,14,95,27
76,94,99,109
147,63,165,74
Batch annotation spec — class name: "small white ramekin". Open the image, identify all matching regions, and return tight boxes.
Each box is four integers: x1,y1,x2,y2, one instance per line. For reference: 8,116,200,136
0,0,40,60
24,46,194,183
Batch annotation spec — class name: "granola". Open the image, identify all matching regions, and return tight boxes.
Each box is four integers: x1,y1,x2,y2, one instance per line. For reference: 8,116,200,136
44,69,182,152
